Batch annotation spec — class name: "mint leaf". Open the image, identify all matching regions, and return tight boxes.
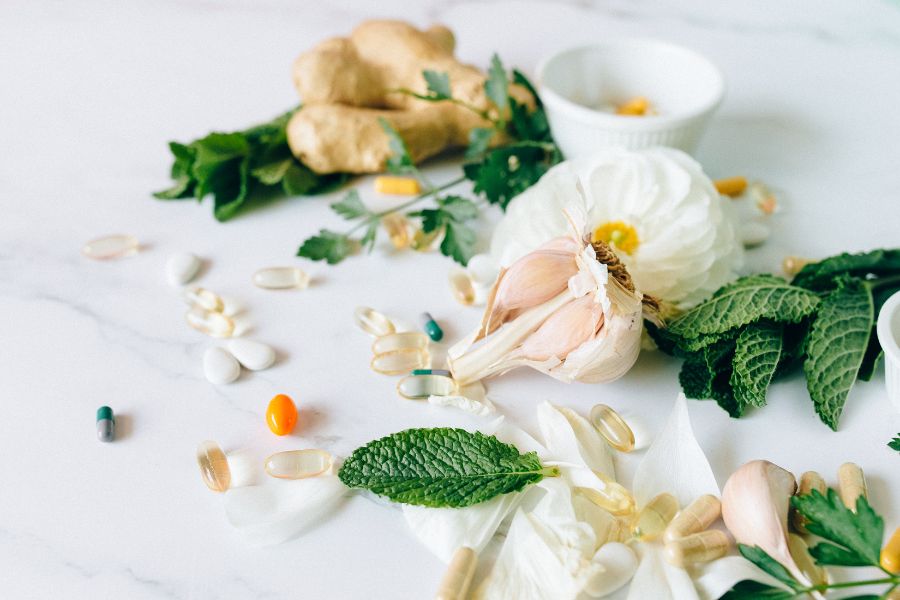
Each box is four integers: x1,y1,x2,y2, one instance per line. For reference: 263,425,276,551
297,229,353,264
737,545,802,591
679,339,740,416
668,276,820,339
378,117,416,175
423,70,452,100
153,142,197,199
210,156,250,222
731,320,783,409
464,142,561,209
484,54,509,111
792,249,900,291
804,277,874,429
719,580,795,599
890,435,900,452
791,489,884,567
465,127,495,161
338,428,549,508
330,190,369,220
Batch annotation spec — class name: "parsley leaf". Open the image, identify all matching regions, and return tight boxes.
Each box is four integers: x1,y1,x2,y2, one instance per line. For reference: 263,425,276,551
442,220,478,266
737,545,802,591
484,54,509,111
411,195,479,265
338,428,551,508
465,127,495,160
464,142,561,209
297,229,354,264
378,117,416,175
791,489,884,567
423,70,452,100
890,435,900,452
330,189,370,220
719,580,796,600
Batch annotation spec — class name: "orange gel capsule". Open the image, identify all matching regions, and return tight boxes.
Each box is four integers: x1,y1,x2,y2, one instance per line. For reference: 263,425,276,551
266,394,298,436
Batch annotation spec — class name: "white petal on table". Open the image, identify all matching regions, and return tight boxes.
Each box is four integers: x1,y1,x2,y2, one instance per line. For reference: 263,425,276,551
693,556,791,600
626,544,699,600
537,402,615,479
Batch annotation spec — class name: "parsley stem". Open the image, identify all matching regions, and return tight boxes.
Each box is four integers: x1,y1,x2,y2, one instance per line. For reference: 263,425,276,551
346,175,467,236
800,574,899,594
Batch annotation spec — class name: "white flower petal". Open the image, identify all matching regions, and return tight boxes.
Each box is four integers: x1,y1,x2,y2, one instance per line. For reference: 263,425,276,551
632,393,719,508
626,544,699,600
537,402,615,479
693,556,792,600
428,381,496,416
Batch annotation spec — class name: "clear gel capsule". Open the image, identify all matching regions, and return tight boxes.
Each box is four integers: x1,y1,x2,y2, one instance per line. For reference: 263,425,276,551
589,404,635,453
749,181,778,215
264,449,333,479
371,348,429,375
420,312,444,342
664,494,721,542
184,286,225,312
197,440,231,492
397,374,458,400
185,307,235,338
448,269,476,306
578,472,636,517
791,471,826,532
787,533,827,587
253,267,310,290
382,213,410,249
354,306,395,337
96,405,115,442
372,331,428,355
838,462,867,510
632,493,679,540
664,530,730,567
881,527,900,574
82,234,139,260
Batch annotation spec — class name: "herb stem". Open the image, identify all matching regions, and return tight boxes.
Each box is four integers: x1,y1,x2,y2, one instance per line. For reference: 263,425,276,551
346,175,467,235
800,575,899,594
391,88,497,124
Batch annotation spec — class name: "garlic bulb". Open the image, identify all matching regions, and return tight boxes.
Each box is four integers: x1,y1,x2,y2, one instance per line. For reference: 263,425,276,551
449,206,656,385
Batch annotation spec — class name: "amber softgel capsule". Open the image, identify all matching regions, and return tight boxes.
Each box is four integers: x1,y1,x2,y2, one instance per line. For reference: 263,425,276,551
354,306,395,337
589,404,635,453
197,441,231,492
632,493,679,541
372,332,428,355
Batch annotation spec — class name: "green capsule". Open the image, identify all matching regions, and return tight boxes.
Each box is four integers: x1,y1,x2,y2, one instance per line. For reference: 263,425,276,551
96,405,115,442
420,312,443,342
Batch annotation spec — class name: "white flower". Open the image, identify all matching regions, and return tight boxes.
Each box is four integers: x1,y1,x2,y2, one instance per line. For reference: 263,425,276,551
489,147,744,307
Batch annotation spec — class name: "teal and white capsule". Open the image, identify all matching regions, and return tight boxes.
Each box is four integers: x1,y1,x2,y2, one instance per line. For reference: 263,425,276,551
412,368,451,377
420,312,443,342
96,406,115,442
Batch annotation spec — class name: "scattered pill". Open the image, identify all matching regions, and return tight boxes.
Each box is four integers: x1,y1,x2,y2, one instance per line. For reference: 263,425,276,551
584,543,638,597
791,471,826,532
578,474,635,517
740,221,770,247
664,494,721,542
749,181,778,214
616,96,652,116
419,312,444,342
82,234,139,260
166,252,201,286
397,373,458,400
589,404,635,453
371,348,429,375
466,254,499,289
412,369,451,377
434,546,477,600
374,175,421,196
186,307,235,338
226,339,275,371
264,449,333,480
714,176,748,198
600,517,632,544
382,213,410,249
411,228,439,252
881,527,900,573
372,331,428,355
787,533,827,586
632,493,679,540
266,394,298,436
253,266,310,290
838,462,867,511
354,306,396,337
664,530,730,567
96,405,115,442
203,347,241,384
449,269,476,306
197,440,231,492
782,256,811,277
184,286,225,313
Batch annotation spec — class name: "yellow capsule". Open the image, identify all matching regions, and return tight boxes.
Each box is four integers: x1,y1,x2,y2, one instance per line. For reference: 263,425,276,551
838,462,867,511
632,493,679,541
616,96,652,116
82,234,139,260
374,176,422,196
397,374,458,400
449,269,476,306
881,527,900,574
185,307,235,338
264,449,333,480
787,533,828,587
197,440,231,492
782,256,811,277
354,306,395,337
372,331,429,355
791,471,827,532
371,348,429,375
664,494,721,542
714,176,748,198
183,286,225,313
411,228,440,252
252,267,310,290
382,213,410,249
664,530,730,567
589,404,635,453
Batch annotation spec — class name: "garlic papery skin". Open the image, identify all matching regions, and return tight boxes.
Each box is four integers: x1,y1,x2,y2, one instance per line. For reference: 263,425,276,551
721,461,812,589
517,294,604,362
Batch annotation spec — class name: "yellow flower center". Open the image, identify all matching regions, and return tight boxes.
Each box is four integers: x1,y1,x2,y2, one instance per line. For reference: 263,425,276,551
592,221,640,255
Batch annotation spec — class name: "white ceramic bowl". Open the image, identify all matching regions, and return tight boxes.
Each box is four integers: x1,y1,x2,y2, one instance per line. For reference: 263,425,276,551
877,290,900,412
536,40,725,157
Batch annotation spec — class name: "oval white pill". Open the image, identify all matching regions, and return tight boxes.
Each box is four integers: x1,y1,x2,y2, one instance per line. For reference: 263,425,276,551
584,542,638,597
203,347,241,384
167,252,201,286
226,339,275,371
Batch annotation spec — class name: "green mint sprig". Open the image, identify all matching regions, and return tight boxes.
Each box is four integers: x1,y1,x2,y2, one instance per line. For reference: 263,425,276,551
651,250,900,429
338,428,557,508
889,435,900,453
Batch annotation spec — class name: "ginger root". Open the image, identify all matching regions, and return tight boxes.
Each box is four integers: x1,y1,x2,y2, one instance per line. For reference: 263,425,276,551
287,20,534,174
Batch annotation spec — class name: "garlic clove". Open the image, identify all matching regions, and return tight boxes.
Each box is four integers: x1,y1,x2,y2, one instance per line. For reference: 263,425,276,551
517,294,604,362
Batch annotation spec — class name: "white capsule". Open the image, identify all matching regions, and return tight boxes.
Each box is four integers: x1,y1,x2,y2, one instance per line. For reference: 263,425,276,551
253,267,310,290
584,542,638,597
203,347,241,384
166,252,201,286
741,222,771,247
226,339,275,371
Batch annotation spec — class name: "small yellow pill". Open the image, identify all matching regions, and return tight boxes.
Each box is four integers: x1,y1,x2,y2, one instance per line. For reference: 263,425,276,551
783,256,811,277
632,493,679,541
837,462,867,511
664,494,721,542
374,176,421,196
881,527,900,574
589,404,635,453
714,176,748,198
616,96,652,116
664,530,730,567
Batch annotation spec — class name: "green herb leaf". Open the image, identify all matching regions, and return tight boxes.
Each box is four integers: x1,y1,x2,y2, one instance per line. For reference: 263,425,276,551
791,489,884,567
338,428,550,508
441,220,477,266
668,275,820,339
484,54,509,111
378,117,416,175
465,127,495,161
889,435,900,452
792,249,900,291
409,196,478,265
153,142,197,199
330,190,370,220
251,158,293,185
719,580,796,600
679,339,740,416
730,320,783,409
465,142,561,209
803,277,874,429
360,222,378,253
297,229,354,265
423,70,452,100
738,545,802,591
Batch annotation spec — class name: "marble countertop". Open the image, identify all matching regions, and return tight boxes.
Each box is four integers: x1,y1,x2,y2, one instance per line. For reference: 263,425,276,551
3,1,900,598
